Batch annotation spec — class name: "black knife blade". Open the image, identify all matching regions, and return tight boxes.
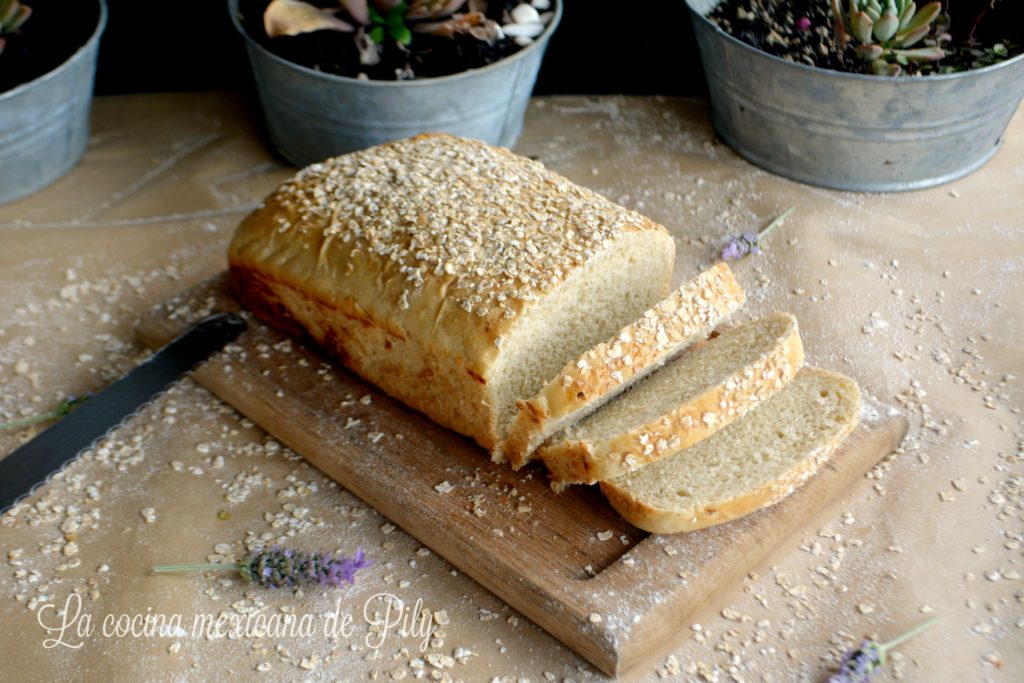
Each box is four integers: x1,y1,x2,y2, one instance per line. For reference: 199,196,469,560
0,312,246,513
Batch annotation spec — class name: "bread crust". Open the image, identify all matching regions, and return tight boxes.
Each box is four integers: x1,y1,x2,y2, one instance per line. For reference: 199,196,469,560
228,134,673,449
599,369,862,534
539,313,805,487
230,266,498,447
500,263,746,466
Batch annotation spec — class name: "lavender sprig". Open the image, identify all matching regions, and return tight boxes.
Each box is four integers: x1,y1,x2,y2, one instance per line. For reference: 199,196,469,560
0,393,92,431
829,617,940,682
154,547,373,589
721,206,794,261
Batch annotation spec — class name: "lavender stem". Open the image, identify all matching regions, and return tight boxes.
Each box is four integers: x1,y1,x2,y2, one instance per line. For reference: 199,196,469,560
758,205,795,241
153,563,242,573
879,616,940,653
0,411,61,431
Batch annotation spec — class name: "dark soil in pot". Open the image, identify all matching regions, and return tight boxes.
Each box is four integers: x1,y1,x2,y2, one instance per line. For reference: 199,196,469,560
708,0,1023,75
238,0,544,80
0,0,100,93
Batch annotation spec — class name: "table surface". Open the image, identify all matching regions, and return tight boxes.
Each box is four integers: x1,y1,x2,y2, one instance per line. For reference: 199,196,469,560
0,93,1020,682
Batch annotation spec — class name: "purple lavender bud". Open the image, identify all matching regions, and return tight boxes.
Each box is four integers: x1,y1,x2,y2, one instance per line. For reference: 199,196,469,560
721,238,748,261
240,546,373,588
722,231,762,261
796,17,811,32
829,641,883,683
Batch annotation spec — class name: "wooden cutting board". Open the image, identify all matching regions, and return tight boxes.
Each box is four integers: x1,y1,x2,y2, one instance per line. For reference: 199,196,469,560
137,274,906,677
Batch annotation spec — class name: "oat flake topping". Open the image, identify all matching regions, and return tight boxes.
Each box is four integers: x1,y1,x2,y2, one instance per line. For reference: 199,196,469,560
273,135,648,318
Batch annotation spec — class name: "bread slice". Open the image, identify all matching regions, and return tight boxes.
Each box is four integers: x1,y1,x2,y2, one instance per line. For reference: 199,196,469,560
537,313,804,487
499,262,746,466
229,134,676,451
600,368,862,533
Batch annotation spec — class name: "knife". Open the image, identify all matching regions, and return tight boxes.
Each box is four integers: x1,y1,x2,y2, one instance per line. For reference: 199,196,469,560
0,312,246,513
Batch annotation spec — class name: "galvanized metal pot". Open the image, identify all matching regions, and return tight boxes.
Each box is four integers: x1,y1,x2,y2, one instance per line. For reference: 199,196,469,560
229,0,561,167
686,0,1024,192
0,0,107,205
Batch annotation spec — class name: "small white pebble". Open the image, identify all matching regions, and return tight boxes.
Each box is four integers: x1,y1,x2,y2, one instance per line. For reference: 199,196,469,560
511,4,542,25
502,21,544,38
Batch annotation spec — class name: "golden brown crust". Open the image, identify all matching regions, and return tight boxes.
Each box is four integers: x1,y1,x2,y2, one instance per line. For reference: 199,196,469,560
599,369,862,534
228,134,673,449
539,313,805,487
500,263,746,467
230,267,497,448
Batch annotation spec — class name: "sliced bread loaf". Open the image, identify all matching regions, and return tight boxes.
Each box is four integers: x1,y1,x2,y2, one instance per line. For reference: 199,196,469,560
600,368,862,534
537,313,804,487
499,262,745,466
229,134,676,452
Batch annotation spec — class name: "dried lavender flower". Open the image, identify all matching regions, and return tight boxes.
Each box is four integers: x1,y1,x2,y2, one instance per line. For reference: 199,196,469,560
829,617,940,682
722,231,760,261
720,206,794,261
154,547,373,589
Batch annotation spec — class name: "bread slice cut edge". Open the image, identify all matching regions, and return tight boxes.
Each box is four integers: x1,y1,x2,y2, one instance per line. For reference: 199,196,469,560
539,312,804,488
498,262,746,467
599,368,862,534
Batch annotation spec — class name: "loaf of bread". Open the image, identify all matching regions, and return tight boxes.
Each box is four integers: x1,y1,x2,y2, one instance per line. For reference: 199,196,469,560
500,262,746,467
600,369,861,533
228,134,675,451
538,313,804,488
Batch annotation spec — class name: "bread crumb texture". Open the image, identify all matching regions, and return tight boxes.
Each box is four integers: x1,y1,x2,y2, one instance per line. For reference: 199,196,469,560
601,369,861,533
502,262,746,467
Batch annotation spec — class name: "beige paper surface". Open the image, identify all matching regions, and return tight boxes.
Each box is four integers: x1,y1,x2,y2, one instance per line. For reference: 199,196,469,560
0,93,1020,681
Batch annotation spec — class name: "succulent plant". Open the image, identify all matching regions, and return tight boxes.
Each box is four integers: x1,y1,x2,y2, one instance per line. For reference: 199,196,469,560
830,0,945,75
0,0,32,56
264,0,553,65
